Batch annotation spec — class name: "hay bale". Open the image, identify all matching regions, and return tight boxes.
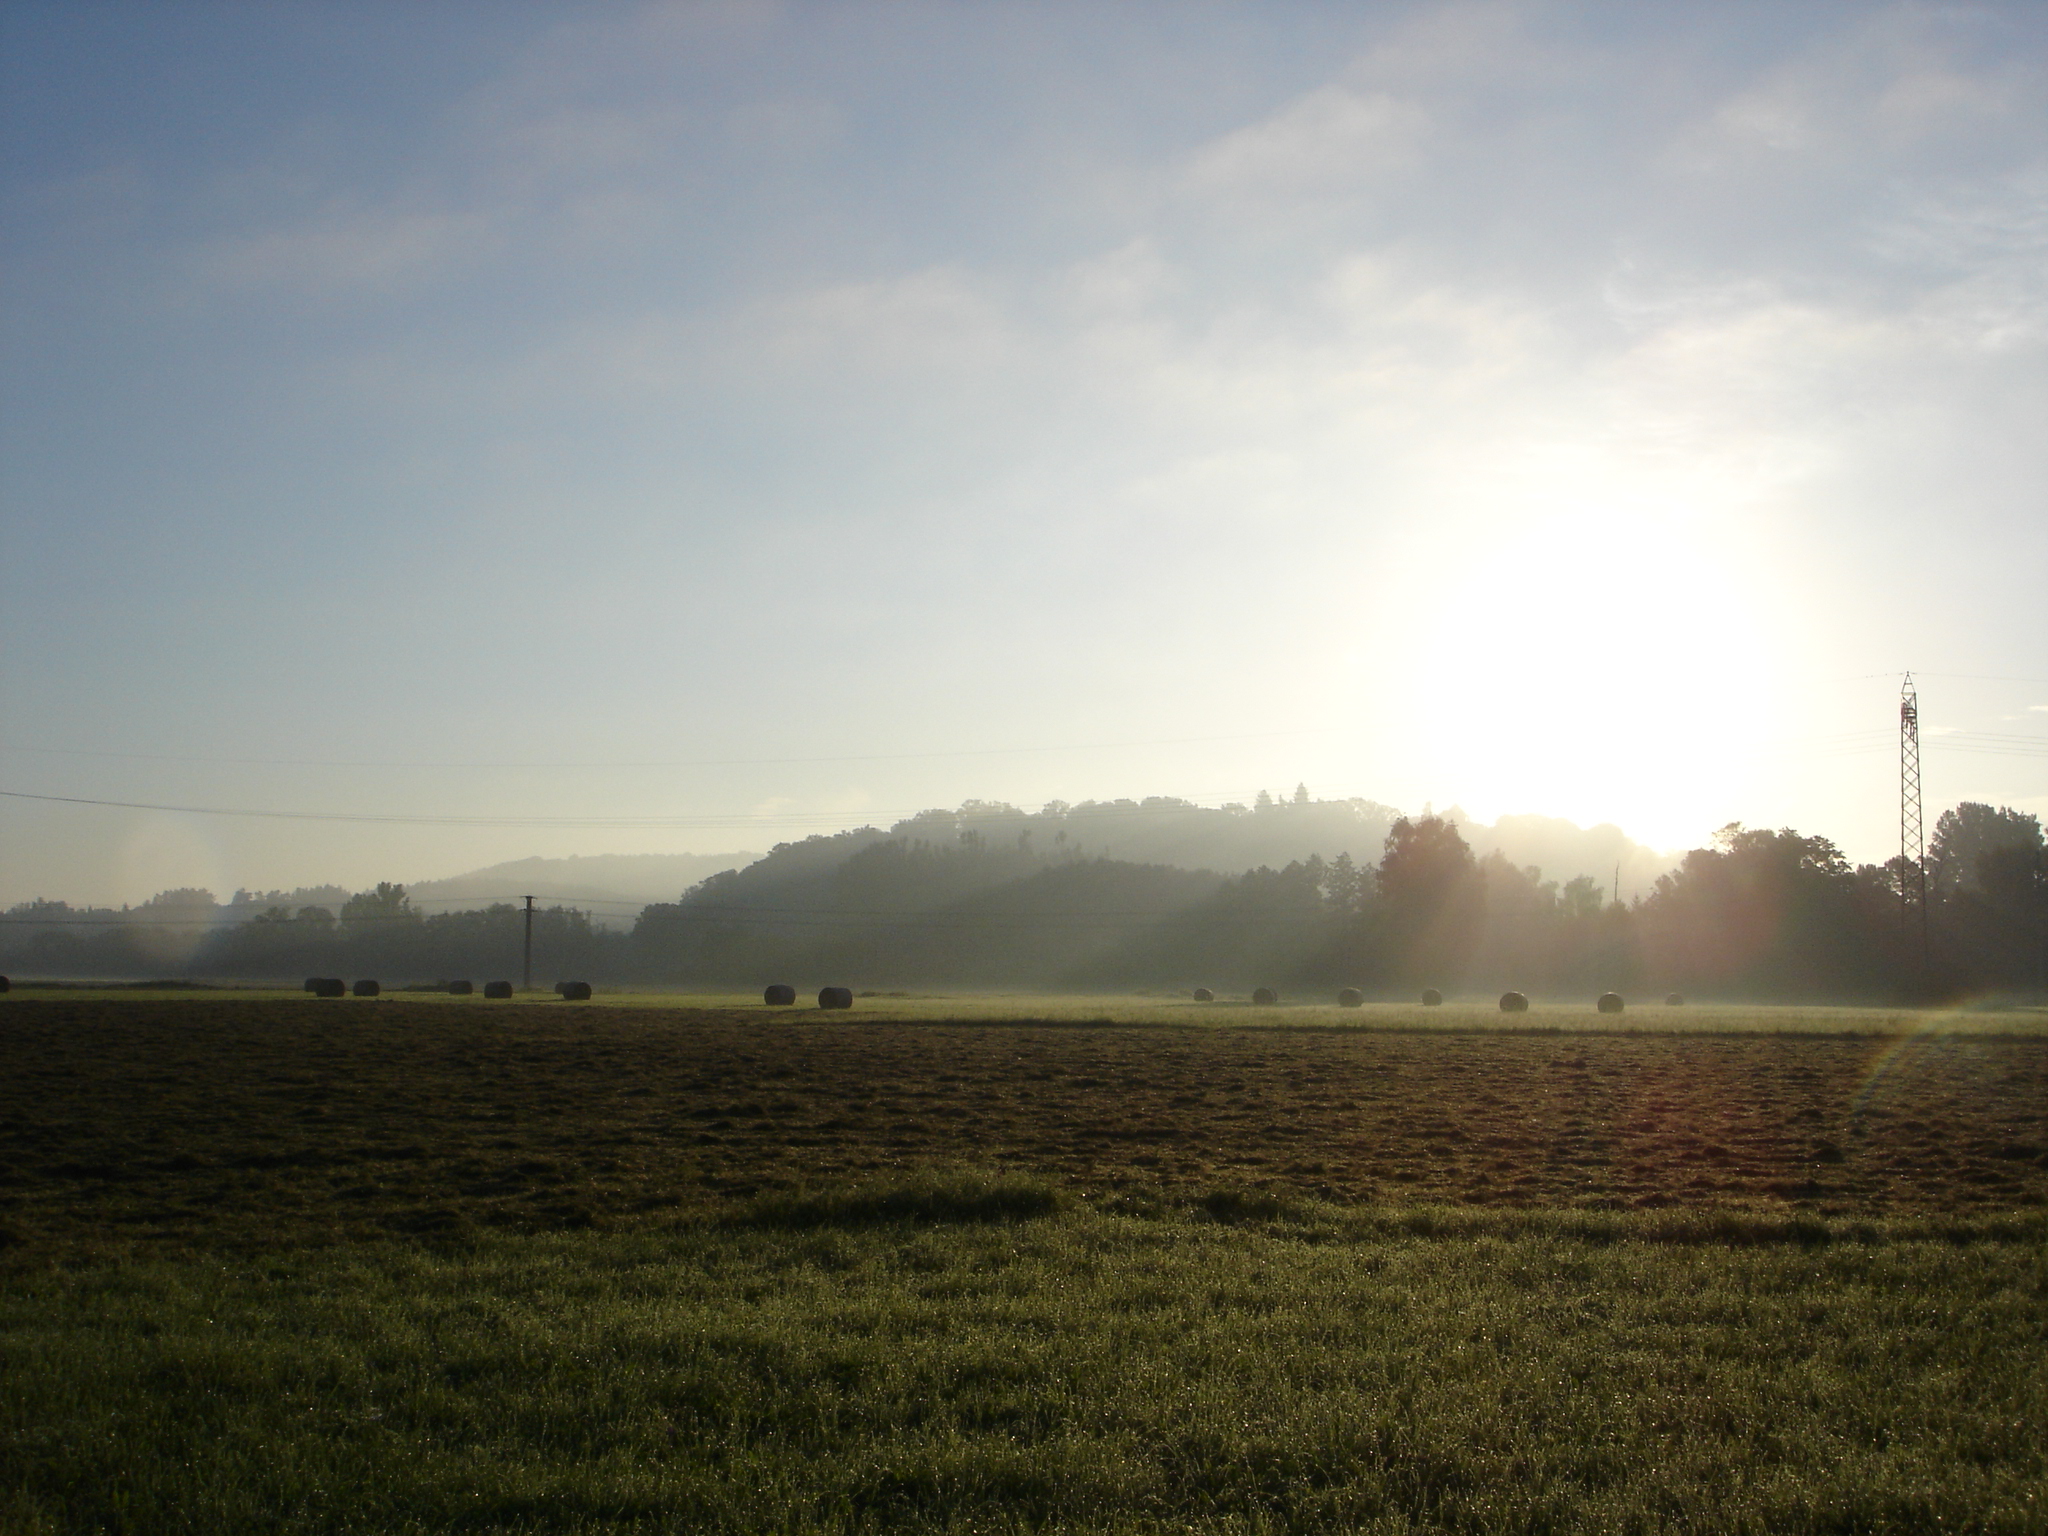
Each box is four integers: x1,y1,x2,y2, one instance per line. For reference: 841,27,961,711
1665,992,1685,1006
763,983,797,1006
1498,990,1528,1013
448,979,473,996
556,981,593,1001
1252,987,1278,1006
1192,987,1215,1002
1421,988,1442,1007
1337,987,1364,1007
817,986,854,1010
1596,992,1624,1014
303,977,324,994
0,975,8,993
483,980,514,999
352,979,380,998
312,977,345,998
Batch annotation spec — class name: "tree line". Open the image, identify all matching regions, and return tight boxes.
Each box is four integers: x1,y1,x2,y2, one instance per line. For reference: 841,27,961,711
3,802,2041,1001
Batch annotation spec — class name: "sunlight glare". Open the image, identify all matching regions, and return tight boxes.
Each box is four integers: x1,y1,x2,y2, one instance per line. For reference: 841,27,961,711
1389,474,1789,851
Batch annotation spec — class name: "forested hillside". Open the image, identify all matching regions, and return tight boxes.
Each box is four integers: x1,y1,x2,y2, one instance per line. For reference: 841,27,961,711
4,798,2040,1002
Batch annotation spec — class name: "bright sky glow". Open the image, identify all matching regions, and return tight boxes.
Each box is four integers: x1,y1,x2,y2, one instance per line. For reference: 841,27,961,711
2,1,2044,905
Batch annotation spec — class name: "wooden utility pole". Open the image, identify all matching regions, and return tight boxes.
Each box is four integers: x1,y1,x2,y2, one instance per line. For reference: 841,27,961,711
522,895,535,991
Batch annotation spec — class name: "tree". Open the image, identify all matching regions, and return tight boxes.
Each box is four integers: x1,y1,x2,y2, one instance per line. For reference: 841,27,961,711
1558,875,1604,922
1469,854,1554,987
1928,804,2044,897
1325,852,1362,914
1977,844,2048,913
143,888,217,906
1374,816,1481,983
340,882,414,925
1634,824,1878,998
1376,816,1476,915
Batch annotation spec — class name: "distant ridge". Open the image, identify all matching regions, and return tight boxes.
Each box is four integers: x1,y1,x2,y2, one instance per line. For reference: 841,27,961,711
394,804,1678,927
1461,814,1675,903
403,852,757,927
62,799,1674,931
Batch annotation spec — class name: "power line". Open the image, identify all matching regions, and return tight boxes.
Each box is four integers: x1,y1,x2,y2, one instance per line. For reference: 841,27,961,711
0,786,1382,828
1,902,1289,930
0,903,614,928
0,788,791,827
1824,672,2048,685
1913,673,2048,685
1930,742,2048,758
0,726,1339,773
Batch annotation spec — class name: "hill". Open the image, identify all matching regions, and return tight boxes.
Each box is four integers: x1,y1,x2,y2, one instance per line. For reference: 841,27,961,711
402,852,758,929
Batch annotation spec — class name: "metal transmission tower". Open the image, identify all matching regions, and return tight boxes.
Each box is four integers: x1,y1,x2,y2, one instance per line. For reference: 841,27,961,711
1899,673,1928,964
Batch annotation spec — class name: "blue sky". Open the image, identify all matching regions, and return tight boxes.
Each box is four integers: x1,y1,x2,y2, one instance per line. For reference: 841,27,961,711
3,0,2045,906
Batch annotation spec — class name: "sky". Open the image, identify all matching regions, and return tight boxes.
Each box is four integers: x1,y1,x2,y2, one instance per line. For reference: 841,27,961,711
2,0,2045,909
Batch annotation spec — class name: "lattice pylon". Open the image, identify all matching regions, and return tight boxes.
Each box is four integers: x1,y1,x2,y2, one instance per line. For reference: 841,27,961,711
1900,672,1928,963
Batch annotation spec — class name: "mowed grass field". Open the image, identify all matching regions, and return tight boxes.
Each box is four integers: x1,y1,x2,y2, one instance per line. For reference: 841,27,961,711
3,994,2046,1532
4,993,2047,1245
16,982,2046,1033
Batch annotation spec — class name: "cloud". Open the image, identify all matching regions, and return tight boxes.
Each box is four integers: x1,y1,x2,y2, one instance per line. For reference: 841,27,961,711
199,202,500,295
400,264,1020,419
1182,85,1423,199
747,267,1016,377
1873,172,2048,351
1671,7,2037,171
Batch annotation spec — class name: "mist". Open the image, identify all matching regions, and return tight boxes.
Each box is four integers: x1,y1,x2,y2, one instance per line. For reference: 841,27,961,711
6,791,2041,1005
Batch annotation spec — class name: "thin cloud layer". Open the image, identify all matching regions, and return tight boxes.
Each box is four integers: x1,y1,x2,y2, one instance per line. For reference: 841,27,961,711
2,0,2043,903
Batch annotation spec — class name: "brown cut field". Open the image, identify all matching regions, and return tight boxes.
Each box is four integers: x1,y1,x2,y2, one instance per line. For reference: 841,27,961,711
3,997,2044,1258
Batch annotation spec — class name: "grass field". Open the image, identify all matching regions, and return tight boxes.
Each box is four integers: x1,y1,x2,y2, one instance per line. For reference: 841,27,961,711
3,996,2045,1532
13,982,2048,1035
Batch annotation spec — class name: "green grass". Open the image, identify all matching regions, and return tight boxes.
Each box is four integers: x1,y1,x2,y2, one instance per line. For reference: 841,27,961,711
4,1003,2042,1530
8,987,2045,1037
5,1187,2045,1534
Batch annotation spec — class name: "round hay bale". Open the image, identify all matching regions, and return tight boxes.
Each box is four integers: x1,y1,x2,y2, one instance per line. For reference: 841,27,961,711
303,977,324,994
556,981,593,1001
1421,988,1443,1007
817,986,854,1010
352,979,380,998
1337,987,1364,1007
313,977,345,998
1596,992,1624,1014
1665,992,1685,1006
1498,990,1529,1013
1252,987,1278,1006
763,983,797,1006
448,979,473,996
483,980,514,999
0,975,9,993
1192,987,1215,1002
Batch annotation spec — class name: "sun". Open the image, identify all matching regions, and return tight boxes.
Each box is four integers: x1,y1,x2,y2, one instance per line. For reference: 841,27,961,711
1380,481,1795,851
